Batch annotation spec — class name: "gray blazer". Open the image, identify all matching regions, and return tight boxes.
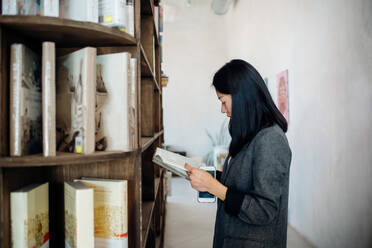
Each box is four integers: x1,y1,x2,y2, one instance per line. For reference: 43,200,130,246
213,124,292,248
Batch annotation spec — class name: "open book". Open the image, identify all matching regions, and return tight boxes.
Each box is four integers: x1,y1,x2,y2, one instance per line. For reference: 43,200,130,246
152,148,202,180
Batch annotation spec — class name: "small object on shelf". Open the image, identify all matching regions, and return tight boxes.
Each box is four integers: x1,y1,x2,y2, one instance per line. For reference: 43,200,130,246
10,182,49,248
41,0,59,17
161,75,168,87
10,43,42,156
65,181,94,248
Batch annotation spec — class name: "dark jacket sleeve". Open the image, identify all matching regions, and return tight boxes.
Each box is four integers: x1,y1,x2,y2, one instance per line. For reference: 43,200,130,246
216,170,222,181
224,131,291,225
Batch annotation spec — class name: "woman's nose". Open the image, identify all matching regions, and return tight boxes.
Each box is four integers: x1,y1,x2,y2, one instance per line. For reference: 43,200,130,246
221,105,226,113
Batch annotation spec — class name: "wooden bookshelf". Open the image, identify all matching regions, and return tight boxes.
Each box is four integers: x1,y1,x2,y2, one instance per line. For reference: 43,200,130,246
0,0,166,247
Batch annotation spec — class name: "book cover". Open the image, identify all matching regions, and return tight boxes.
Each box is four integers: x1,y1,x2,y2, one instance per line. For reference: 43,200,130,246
2,0,40,15
96,52,133,152
64,181,94,248
42,42,56,157
56,47,96,154
10,182,49,248
10,43,42,156
125,0,134,36
75,178,128,248
98,0,126,31
60,0,98,23
129,58,138,149
41,0,59,17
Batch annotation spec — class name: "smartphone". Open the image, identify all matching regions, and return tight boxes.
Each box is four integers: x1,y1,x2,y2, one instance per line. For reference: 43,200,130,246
197,166,216,203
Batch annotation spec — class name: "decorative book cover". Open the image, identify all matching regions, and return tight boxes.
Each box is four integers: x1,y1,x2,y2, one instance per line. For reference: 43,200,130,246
96,52,133,152
42,42,56,157
276,70,289,123
10,182,49,248
2,0,40,15
10,43,42,156
41,0,59,17
64,181,94,248
60,0,98,23
75,178,128,248
56,47,96,154
129,58,138,149
98,0,126,31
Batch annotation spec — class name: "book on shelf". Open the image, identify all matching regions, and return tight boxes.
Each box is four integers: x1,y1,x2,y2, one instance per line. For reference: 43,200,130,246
10,182,49,248
10,43,42,156
129,58,138,149
60,0,99,23
41,0,59,17
96,52,135,152
153,148,202,180
2,0,40,15
125,0,134,36
75,178,128,248
98,0,126,31
42,42,56,157
56,47,96,154
64,181,94,248
154,6,159,35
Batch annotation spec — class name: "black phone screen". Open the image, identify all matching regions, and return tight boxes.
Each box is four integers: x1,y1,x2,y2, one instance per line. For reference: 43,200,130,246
198,170,215,198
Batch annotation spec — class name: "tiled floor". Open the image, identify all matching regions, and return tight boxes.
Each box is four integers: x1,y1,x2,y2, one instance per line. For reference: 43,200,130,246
164,177,315,248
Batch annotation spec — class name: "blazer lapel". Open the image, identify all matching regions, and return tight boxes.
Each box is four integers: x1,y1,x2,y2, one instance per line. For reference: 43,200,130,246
221,156,234,184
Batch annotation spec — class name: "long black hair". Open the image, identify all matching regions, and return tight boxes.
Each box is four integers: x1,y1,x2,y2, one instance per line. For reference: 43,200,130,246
212,59,287,157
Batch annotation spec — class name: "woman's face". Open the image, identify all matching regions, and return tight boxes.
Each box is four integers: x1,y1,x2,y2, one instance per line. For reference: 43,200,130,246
216,90,232,118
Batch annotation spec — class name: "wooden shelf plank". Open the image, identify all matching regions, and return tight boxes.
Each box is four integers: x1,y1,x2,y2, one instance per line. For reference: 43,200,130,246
142,178,161,248
140,44,161,92
141,130,164,152
0,16,136,47
0,151,136,168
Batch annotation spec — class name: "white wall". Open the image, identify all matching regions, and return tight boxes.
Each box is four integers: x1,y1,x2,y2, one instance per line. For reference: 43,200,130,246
162,0,229,157
224,0,372,247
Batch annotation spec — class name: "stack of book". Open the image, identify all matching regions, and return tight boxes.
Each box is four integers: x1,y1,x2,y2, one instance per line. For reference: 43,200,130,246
10,178,128,247
9,43,138,157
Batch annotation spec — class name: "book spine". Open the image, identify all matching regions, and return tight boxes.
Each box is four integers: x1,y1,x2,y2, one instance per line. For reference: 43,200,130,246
42,42,56,157
87,0,99,23
83,48,96,154
76,189,94,247
130,58,138,149
126,0,134,36
10,44,23,156
2,0,17,15
10,192,28,247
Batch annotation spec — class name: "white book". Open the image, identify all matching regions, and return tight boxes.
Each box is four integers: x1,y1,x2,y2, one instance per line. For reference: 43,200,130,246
10,43,42,156
75,178,128,248
125,0,134,36
2,0,40,15
56,47,96,154
41,0,59,17
10,182,49,248
42,42,56,157
129,58,138,149
60,0,98,23
98,0,126,31
64,181,94,248
96,52,133,152
153,148,202,180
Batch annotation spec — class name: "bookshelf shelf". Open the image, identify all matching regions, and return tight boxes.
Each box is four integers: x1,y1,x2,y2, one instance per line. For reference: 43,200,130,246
0,151,136,168
141,130,164,152
0,16,136,47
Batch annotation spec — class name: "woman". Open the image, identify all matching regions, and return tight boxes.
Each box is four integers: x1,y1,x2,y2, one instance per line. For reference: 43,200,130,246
185,60,292,248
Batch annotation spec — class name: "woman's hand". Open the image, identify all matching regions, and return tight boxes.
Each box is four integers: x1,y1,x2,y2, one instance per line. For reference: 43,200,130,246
184,163,214,192
185,163,228,200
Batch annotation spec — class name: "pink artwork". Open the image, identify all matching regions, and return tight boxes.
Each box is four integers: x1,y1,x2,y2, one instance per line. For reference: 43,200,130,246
276,70,289,123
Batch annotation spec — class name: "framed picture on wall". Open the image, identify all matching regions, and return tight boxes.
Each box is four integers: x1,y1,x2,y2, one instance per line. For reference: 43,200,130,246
276,70,289,124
